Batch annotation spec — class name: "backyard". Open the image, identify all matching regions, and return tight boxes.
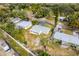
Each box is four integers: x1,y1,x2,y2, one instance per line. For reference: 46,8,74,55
23,26,78,56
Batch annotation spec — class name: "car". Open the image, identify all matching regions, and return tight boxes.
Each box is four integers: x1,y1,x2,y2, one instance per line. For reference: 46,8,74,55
0,40,10,52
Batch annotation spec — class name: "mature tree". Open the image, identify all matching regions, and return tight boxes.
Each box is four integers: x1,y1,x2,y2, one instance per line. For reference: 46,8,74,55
29,4,49,18
50,4,59,39
58,4,74,16
0,5,10,23
66,13,79,29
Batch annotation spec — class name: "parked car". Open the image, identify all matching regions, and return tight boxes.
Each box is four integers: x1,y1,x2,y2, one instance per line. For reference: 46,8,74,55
0,40,10,52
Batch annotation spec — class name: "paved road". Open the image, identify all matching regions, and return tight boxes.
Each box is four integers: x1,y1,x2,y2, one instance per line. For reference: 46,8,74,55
0,28,36,56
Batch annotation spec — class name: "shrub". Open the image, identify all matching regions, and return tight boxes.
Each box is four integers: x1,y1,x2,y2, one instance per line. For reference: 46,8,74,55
36,50,50,56
32,20,39,25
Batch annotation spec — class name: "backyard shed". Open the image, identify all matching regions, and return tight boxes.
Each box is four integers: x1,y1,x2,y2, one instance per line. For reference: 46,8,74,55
15,21,32,29
30,25,51,35
11,17,21,24
58,17,65,21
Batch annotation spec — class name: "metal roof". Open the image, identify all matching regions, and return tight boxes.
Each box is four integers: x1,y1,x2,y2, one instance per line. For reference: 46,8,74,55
11,17,21,24
54,32,79,45
30,25,50,35
16,21,32,29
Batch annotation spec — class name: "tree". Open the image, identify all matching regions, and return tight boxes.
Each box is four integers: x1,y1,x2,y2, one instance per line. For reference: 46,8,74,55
29,4,49,18
58,4,74,16
35,8,49,18
0,5,10,23
66,13,79,29
50,4,59,40
36,50,50,56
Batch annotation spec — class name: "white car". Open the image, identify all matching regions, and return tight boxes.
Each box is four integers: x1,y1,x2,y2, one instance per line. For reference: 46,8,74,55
0,40,10,51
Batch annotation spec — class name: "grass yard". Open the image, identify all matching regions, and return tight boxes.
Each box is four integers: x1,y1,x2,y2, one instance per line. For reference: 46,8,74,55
44,23,54,29
62,29,73,35
0,32,4,38
4,35,29,56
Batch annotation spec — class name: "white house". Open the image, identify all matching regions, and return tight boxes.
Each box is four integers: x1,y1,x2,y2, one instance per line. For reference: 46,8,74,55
11,17,21,24
54,32,79,46
30,25,51,35
15,21,32,29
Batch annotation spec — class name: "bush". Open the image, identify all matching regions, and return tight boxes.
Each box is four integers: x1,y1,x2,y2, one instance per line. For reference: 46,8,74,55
32,20,39,25
53,39,62,45
36,50,50,56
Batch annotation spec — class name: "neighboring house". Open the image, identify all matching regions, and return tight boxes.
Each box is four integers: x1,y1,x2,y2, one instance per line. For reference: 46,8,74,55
0,40,10,51
15,20,32,29
11,17,21,24
30,25,51,35
54,32,79,47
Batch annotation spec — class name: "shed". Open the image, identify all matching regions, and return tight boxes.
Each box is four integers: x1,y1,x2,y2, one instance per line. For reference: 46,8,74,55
15,21,32,29
58,17,65,21
11,17,21,24
30,25,50,35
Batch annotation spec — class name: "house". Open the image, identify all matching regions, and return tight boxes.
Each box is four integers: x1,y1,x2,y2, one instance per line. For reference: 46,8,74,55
30,25,51,35
15,20,32,29
11,17,21,24
54,32,79,48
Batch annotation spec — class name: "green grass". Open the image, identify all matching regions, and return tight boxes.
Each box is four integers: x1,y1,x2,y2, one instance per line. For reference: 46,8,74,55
62,29,73,35
0,29,29,56
44,24,53,29
5,36,29,56
36,50,50,56
32,20,39,25
1,23,27,43
0,32,3,38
